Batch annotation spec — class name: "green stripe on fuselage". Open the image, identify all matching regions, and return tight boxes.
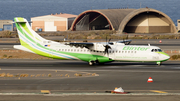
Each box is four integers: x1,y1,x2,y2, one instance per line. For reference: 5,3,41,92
156,52,169,56
60,52,113,63
15,17,113,63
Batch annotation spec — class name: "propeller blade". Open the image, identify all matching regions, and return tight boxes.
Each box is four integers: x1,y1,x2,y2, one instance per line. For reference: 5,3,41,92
104,45,111,56
108,38,111,43
106,36,107,44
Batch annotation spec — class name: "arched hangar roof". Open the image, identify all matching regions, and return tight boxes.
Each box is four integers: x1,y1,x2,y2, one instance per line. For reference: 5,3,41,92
71,8,176,34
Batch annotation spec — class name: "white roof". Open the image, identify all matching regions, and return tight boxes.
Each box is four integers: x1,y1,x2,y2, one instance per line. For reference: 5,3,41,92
31,13,77,19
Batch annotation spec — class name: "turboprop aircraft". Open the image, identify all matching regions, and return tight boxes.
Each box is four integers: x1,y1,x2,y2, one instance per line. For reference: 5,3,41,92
13,17,170,66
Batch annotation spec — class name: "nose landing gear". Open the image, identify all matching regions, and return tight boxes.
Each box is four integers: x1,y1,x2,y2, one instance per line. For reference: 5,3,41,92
156,61,161,66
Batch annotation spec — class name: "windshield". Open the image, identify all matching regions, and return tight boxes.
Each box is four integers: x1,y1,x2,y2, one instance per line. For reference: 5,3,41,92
151,49,162,52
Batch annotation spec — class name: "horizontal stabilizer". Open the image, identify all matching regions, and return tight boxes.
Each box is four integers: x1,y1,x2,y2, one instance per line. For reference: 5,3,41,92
14,45,34,53
13,21,27,23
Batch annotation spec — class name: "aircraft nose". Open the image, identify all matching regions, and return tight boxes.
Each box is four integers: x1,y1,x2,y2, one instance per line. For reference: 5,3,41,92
163,53,170,60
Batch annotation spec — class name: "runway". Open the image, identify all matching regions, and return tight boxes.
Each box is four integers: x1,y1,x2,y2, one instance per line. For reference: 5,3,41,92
0,59,180,91
0,59,180,100
1,39,180,50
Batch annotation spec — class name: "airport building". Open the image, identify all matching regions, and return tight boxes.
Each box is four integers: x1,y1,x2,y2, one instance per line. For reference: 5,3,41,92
71,8,176,34
31,13,77,32
177,19,180,32
0,20,13,31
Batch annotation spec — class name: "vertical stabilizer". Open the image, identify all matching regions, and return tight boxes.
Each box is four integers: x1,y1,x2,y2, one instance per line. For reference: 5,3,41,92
14,17,56,46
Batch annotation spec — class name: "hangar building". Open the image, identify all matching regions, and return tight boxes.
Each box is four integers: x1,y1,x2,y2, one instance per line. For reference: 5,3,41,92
0,20,13,31
71,8,176,34
31,13,77,32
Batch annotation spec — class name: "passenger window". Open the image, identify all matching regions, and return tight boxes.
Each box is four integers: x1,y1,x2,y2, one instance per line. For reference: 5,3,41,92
155,49,157,52
151,49,154,52
119,51,121,53
131,51,133,53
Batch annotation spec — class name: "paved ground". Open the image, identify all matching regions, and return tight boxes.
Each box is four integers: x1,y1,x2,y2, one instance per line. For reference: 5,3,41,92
0,59,180,100
1,39,180,50
0,95,180,101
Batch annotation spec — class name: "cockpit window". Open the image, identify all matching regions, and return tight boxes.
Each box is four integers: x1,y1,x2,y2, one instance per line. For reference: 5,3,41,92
151,49,162,52
158,49,162,52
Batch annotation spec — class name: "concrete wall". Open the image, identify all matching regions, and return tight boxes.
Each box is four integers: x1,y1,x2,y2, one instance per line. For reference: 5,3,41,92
31,21,44,31
54,21,66,31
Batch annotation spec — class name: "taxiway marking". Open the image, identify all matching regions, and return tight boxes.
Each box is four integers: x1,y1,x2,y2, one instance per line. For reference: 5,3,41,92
150,90,167,93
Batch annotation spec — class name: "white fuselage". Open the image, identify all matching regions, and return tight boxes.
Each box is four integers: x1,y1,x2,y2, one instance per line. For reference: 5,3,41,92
38,42,169,62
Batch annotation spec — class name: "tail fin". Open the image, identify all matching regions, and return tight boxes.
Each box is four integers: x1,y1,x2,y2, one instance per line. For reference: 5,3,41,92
14,17,54,46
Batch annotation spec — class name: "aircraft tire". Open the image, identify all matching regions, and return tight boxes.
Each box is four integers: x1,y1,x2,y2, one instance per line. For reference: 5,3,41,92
89,61,94,66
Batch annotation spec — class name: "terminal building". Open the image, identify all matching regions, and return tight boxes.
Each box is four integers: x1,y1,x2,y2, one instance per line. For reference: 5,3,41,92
71,8,177,34
0,20,13,31
31,13,77,32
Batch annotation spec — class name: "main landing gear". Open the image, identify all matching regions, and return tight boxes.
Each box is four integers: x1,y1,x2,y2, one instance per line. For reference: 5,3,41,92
88,60,101,66
89,61,95,66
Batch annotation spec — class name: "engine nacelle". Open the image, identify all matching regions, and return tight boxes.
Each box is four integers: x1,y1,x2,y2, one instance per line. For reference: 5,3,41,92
88,43,105,51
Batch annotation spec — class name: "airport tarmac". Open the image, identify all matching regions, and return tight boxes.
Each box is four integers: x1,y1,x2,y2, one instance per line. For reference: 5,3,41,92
1,39,180,50
0,59,180,100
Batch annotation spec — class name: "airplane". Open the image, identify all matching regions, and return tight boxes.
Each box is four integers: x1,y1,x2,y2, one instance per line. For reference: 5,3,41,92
13,17,170,66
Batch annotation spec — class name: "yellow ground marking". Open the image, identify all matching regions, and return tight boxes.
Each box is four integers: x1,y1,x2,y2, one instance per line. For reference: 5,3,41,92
41,90,51,94
150,90,167,93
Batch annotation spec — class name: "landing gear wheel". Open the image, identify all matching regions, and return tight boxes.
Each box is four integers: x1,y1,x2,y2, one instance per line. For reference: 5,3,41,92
157,61,161,66
89,61,94,66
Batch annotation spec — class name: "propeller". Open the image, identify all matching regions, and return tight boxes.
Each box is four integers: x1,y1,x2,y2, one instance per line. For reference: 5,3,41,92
104,36,111,56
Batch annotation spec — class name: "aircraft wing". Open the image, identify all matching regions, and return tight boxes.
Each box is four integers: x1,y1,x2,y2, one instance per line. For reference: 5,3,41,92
65,42,105,51
117,40,132,45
